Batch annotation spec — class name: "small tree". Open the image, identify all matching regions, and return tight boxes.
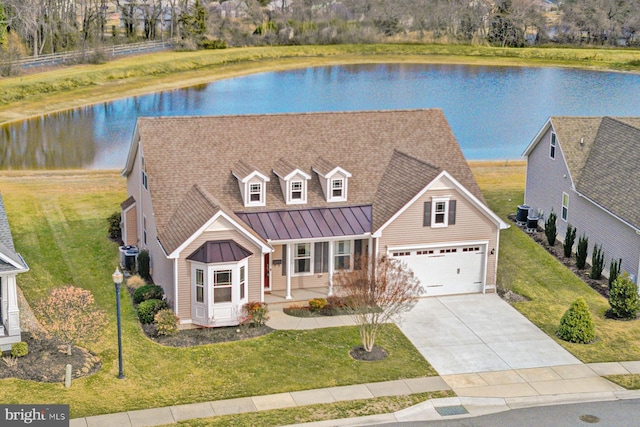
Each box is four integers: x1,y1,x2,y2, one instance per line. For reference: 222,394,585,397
609,272,640,319
544,210,557,246
137,249,151,281
576,234,588,269
557,297,595,344
34,286,108,355
563,223,576,258
609,258,622,288
334,256,424,352
590,244,605,280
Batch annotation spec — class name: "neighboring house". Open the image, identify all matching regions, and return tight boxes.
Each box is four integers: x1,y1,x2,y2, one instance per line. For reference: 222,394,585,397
121,110,508,328
523,116,640,281
0,193,29,351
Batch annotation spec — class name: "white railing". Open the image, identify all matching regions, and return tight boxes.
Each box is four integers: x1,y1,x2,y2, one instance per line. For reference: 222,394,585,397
8,39,176,68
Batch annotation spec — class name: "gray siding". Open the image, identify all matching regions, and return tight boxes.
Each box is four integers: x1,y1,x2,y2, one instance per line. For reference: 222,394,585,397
525,127,640,279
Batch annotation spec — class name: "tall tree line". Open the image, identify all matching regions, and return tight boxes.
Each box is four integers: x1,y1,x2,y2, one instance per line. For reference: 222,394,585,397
1,0,639,59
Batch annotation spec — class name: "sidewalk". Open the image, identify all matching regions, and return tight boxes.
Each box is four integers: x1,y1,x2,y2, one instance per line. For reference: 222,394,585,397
70,307,640,427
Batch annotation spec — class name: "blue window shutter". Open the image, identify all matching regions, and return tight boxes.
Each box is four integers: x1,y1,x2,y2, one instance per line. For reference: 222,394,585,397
449,200,457,225
423,202,432,227
282,244,287,276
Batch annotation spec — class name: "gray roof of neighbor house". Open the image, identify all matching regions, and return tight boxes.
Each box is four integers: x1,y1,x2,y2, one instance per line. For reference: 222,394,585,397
124,110,484,252
550,116,640,229
0,193,28,272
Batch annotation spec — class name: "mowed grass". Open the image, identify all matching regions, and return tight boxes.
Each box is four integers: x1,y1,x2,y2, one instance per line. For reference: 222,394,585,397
1,44,639,123
0,170,434,418
470,161,640,363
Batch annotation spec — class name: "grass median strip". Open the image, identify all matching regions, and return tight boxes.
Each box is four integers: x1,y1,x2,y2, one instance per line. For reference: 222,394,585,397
158,391,455,427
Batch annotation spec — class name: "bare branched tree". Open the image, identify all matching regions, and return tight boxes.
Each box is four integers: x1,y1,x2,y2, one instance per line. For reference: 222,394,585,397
334,256,424,352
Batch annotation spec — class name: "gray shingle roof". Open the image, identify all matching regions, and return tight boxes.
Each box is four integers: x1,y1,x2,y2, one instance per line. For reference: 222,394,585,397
551,116,640,228
0,193,28,271
131,110,483,251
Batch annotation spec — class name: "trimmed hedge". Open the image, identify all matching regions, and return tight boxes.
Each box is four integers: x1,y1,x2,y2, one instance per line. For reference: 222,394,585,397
133,284,164,304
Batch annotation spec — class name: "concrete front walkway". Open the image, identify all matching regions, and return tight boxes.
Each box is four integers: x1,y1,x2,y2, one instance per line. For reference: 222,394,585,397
396,294,582,375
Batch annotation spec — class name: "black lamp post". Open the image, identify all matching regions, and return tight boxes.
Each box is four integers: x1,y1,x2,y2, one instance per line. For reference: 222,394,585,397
112,267,125,379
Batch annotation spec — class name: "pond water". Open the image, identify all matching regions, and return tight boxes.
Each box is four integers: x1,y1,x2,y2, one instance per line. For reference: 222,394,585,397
2,63,640,169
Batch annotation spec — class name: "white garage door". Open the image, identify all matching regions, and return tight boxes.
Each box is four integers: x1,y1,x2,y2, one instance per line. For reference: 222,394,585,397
390,244,486,296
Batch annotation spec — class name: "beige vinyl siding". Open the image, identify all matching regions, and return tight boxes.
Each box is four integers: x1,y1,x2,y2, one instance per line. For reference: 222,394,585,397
123,206,137,246
270,244,332,291
378,188,500,285
176,228,263,321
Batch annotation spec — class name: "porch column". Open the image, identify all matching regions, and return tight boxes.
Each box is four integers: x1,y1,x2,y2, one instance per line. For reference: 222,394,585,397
285,244,292,300
6,276,20,337
327,241,334,296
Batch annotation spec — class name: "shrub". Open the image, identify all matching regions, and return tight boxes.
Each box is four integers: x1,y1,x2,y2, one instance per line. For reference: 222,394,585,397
244,301,269,327
557,297,595,344
137,299,168,324
154,309,179,336
609,258,622,288
137,249,151,281
308,298,327,312
563,223,576,258
609,272,640,319
133,284,164,304
544,210,557,246
590,244,605,280
326,295,348,309
198,38,227,49
11,342,28,358
576,234,588,269
107,211,122,243
126,274,147,290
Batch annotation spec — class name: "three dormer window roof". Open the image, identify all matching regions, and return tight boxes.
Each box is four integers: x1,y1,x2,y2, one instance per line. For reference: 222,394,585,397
233,158,351,207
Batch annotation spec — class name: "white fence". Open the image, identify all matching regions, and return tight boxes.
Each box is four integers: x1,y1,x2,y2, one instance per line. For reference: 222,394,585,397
8,39,175,69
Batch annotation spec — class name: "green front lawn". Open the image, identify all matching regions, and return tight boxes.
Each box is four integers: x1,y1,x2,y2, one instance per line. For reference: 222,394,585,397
471,162,640,363
0,171,434,418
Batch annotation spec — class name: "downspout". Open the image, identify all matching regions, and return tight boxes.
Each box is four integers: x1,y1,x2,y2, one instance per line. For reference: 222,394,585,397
174,258,179,320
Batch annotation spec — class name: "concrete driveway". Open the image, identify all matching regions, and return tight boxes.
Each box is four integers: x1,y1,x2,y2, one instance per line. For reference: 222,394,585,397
396,294,581,375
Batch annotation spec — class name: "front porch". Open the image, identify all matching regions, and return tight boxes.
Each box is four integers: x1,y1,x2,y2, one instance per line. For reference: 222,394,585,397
264,286,330,307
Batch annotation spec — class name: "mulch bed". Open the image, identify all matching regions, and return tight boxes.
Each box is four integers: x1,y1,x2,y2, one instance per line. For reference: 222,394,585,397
510,214,611,298
0,333,101,383
349,345,388,361
142,324,273,347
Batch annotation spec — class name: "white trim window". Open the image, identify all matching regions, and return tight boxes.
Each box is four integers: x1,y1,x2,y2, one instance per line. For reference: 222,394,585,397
550,132,557,159
290,180,304,201
239,265,246,300
195,268,204,303
331,178,344,199
249,183,263,204
213,269,232,303
141,156,148,190
561,192,569,221
432,197,449,228
334,240,352,270
293,243,312,275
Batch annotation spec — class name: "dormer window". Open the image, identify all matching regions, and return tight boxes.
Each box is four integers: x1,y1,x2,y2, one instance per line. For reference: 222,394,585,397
291,181,303,200
313,158,351,203
331,178,344,198
273,159,310,205
232,161,269,208
249,183,262,203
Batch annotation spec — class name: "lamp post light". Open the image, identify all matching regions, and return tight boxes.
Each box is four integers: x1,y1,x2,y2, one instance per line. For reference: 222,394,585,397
112,267,125,379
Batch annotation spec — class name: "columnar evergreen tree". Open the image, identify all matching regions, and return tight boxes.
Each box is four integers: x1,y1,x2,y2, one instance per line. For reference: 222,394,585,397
609,258,622,288
590,244,604,280
576,234,589,269
545,210,557,246
563,224,577,258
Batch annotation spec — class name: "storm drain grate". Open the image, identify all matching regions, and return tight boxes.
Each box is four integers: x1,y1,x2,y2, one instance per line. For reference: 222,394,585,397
435,405,469,416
